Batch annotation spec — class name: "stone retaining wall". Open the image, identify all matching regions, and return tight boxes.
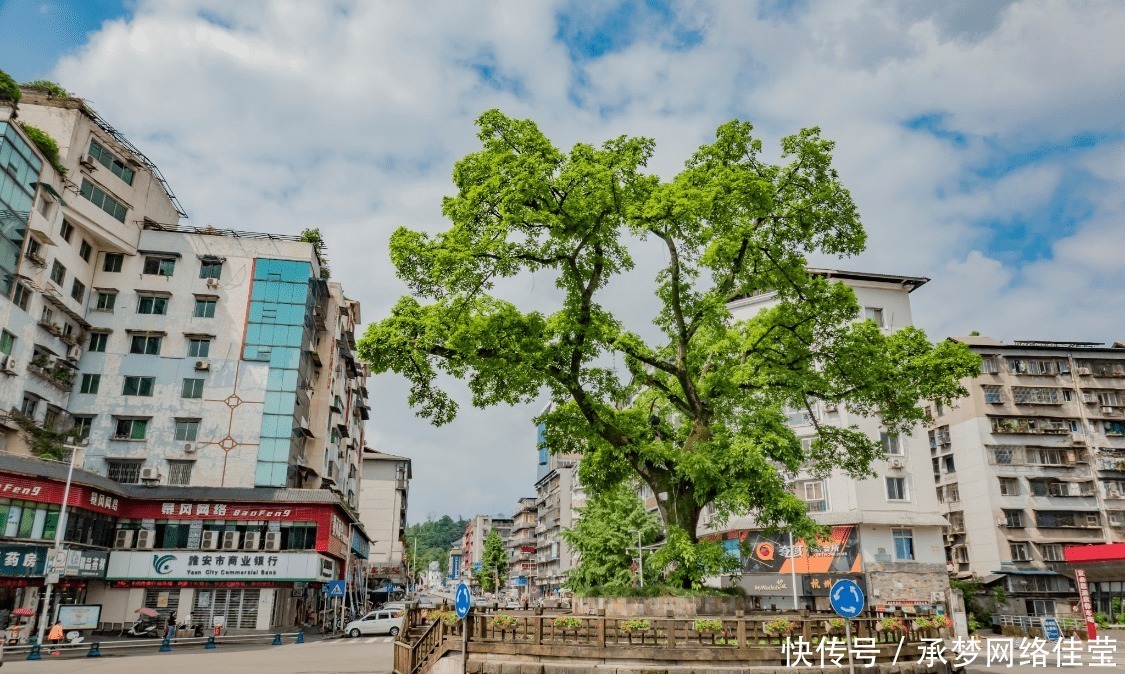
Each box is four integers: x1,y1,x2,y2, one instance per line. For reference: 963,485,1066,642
573,596,757,617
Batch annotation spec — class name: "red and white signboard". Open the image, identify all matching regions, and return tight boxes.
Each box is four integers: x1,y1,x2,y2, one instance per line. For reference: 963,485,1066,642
1074,568,1097,639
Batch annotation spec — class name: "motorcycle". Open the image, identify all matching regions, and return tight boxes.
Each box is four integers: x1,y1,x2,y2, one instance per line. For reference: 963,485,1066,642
178,622,205,638
125,619,161,638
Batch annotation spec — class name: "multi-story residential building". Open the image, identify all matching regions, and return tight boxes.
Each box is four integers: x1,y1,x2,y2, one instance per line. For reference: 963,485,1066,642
447,546,463,583
534,454,577,598
507,496,537,597
358,448,411,593
932,336,1125,618
459,514,513,589
0,85,373,632
701,269,950,613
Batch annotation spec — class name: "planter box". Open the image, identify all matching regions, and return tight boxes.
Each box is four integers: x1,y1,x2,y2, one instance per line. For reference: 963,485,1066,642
574,596,756,617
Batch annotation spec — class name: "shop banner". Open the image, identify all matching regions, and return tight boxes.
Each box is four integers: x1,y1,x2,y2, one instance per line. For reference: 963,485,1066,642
63,549,109,578
732,526,862,574
1075,568,1097,639
107,550,335,582
0,544,47,576
740,573,798,596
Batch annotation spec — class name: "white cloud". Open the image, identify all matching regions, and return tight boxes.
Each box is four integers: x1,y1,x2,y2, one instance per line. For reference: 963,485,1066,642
46,0,1125,520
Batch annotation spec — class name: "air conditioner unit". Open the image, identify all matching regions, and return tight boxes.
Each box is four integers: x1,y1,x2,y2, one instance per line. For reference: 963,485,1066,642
1071,433,1085,444
67,345,81,361
824,403,838,413
184,443,197,454
1083,393,1098,404
195,360,210,371
135,529,156,550
140,467,160,482
201,530,220,550
1103,406,1116,415
243,532,261,550
889,458,905,469
931,592,944,603
263,532,282,551
114,529,135,548
205,277,220,289
1108,486,1122,499
996,516,1007,527
221,531,241,550
1,356,16,374
1077,367,1092,376
79,155,97,170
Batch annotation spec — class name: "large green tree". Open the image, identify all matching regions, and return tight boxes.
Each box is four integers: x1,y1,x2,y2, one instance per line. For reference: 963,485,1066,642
475,531,508,593
358,110,980,589
562,482,664,592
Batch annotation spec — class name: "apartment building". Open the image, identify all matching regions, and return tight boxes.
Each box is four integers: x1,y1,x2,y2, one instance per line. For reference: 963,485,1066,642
702,270,950,613
459,514,514,588
932,337,1125,618
0,86,372,631
507,496,537,597
359,448,411,591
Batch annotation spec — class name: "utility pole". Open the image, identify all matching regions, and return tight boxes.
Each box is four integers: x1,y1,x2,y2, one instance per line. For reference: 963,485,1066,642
788,531,799,610
36,442,84,645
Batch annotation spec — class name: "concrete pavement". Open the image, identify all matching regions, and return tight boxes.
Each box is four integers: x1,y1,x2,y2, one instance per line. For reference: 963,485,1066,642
0,635,394,673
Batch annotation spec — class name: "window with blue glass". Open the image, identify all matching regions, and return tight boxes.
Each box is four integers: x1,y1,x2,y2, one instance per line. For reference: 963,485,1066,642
0,123,43,297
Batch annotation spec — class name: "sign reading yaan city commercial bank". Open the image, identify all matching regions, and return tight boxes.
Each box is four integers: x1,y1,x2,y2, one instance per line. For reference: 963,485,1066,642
107,550,334,582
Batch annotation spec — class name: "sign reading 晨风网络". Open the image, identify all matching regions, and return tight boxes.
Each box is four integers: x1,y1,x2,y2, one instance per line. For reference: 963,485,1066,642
107,550,332,582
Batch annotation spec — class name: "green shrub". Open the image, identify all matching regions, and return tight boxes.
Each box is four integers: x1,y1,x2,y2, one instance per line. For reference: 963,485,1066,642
573,584,744,599
1095,612,1110,629
620,619,651,633
19,124,67,176
20,80,69,99
489,614,516,629
0,69,18,104
553,616,582,629
693,619,723,632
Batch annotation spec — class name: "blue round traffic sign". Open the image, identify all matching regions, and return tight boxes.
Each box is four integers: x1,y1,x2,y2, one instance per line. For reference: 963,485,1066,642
454,582,472,619
829,579,865,619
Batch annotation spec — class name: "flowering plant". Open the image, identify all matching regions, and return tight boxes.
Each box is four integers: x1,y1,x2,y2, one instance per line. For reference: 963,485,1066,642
763,618,798,636
490,614,517,629
436,611,460,625
878,617,906,632
620,619,651,633
913,617,933,631
554,616,582,629
693,619,724,633
824,618,845,631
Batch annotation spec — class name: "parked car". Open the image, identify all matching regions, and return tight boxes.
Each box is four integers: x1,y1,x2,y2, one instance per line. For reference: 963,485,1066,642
344,609,404,638
380,601,406,612
503,600,520,609
472,598,489,607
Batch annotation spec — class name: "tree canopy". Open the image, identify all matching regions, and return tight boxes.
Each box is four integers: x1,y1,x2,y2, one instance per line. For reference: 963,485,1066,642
475,530,508,593
406,515,468,575
358,110,980,589
562,482,663,593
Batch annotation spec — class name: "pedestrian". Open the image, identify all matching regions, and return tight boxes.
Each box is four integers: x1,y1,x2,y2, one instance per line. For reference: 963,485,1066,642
167,610,177,639
48,620,64,654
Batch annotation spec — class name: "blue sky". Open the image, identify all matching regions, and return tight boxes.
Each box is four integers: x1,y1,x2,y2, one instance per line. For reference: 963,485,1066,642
3,0,1124,519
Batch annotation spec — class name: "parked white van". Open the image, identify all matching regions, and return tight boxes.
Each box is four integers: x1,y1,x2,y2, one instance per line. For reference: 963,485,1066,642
344,609,404,637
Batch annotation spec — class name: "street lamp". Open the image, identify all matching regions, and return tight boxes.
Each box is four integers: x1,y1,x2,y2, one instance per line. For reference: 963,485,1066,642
628,529,644,589
36,441,86,645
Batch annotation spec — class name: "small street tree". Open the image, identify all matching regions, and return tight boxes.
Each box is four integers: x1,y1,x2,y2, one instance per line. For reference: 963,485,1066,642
358,110,980,589
562,482,664,592
475,531,508,593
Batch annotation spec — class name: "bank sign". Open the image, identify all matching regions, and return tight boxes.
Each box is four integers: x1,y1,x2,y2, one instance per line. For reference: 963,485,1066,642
107,551,333,582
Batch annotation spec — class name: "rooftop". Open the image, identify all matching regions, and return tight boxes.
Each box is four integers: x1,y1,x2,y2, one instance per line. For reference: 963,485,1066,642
950,336,1125,352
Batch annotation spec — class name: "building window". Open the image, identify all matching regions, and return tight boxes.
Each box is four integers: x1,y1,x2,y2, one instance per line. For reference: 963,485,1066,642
1040,543,1064,562
88,139,135,185
993,447,1014,464
1004,510,1024,528
122,376,155,396
943,455,956,473
944,483,960,503
863,307,885,327
0,330,14,356
95,291,116,311
79,240,92,262
129,334,162,355
79,179,128,223
188,338,211,358
26,238,42,262
59,220,73,243
167,461,193,486
880,432,902,455
1098,391,1121,407
112,418,148,440
142,256,176,276
892,529,914,561
79,374,100,394
106,460,144,483
980,356,998,374
982,385,1003,404
20,395,39,418
103,253,123,272
885,477,907,501
50,260,65,286
1106,421,1125,437
181,378,204,399
72,416,94,441
1009,542,1030,562
88,332,109,352
199,260,223,279
70,280,86,304
999,477,1020,496
137,295,168,315
193,298,217,318
1012,387,1061,405
1008,358,1055,376
12,283,30,311
174,419,200,442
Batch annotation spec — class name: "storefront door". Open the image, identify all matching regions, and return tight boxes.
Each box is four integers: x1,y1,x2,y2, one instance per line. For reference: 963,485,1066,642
192,589,260,629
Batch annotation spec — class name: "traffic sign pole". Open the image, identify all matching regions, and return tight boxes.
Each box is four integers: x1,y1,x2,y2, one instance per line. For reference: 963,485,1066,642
844,619,855,674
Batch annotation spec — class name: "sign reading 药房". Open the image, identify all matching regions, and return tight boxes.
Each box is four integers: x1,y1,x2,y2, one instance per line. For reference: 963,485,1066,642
0,544,47,576
106,550,334,582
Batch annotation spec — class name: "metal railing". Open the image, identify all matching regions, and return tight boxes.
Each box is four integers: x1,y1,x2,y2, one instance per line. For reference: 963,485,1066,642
4,631,305,659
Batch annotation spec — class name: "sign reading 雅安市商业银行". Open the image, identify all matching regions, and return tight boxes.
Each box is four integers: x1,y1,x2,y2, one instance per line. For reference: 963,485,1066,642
106,550,335,582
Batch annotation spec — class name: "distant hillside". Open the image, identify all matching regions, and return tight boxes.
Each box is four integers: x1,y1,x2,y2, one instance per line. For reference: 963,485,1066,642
406,515,469,575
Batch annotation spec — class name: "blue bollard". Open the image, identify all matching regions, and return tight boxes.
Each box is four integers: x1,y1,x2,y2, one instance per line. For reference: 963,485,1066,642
295,630,305,644
272,632,282,645
160,635,172,652
205,635,217,650
26,643,42,660
87,641,102,657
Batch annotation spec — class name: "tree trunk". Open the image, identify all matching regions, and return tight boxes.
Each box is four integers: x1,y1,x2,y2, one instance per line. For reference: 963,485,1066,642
656,485,704,590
